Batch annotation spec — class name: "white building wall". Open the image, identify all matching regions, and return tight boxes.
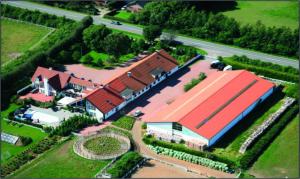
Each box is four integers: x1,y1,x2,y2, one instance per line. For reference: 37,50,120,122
86,100,104,122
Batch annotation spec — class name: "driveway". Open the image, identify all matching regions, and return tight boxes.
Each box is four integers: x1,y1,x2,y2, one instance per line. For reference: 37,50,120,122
123,59,217,121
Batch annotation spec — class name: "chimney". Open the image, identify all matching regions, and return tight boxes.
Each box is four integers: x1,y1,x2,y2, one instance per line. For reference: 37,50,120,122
127,71,132,77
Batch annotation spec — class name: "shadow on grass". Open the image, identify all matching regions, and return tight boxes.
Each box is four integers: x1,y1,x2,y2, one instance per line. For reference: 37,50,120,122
209,88,285,150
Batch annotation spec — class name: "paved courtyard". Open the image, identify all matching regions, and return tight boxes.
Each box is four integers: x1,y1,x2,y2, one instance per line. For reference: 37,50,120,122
122,59,217,121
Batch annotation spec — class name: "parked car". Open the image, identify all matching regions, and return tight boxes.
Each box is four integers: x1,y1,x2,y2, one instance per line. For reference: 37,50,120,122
111,21,122,25
210,60,220,69
216,62,226,71
133,110,142,117
223,65,233,71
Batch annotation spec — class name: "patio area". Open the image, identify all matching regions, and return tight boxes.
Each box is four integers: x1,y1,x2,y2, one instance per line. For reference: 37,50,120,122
20,92,54,102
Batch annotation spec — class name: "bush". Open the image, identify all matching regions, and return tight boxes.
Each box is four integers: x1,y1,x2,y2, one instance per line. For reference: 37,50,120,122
50,115,98,136
184,72,206,91
141,123,147,129
239,104,299,169
222,55,299,82
19,136,33,146
142,135,236,168
283,83,299,99
107,152,143,178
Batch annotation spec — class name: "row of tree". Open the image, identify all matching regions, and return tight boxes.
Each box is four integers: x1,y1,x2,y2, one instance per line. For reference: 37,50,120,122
129,1,298,57
1,4,73,28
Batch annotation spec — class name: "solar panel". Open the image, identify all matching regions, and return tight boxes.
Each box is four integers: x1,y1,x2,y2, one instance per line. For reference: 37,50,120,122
196,79,258,129
1,132,19,145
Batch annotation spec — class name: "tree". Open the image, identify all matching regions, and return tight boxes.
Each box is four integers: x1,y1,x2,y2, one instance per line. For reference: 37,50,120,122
81,54,93,64
131,39,147,54
83,25,112,51
143,25,162,42
104,33,132,58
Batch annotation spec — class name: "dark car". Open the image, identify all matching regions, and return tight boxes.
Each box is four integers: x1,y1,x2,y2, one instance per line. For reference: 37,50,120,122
217,62,226,71
111,21,122,25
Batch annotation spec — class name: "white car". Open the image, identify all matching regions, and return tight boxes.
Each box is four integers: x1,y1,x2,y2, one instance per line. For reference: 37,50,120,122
223,65,233,71
133,110,142,117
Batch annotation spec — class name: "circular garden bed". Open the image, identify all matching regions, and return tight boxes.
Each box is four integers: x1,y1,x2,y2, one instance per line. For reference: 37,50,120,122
74,132,130,160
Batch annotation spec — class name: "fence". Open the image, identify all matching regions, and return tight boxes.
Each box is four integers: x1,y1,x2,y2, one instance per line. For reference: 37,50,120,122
239,97,295,154
73,131,130,160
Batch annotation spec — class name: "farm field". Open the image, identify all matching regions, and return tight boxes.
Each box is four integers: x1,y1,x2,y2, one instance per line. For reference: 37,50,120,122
10,138,110,178
249,115,299,178
1,18,52,65
211,94,284,163
222,1,298,29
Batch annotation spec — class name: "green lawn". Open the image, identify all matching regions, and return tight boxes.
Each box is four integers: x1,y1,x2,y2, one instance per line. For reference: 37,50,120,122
222,1,298,29
249,115,299,178
112,116,136,130
1,18,52,65
84,136,121,155
1,103,47,163
114,10,133,20
10,138,110,178
211,94,284,163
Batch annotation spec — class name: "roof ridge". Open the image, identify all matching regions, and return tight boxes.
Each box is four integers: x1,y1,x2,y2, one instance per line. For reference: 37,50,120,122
177,70,247,124
156,50,178,65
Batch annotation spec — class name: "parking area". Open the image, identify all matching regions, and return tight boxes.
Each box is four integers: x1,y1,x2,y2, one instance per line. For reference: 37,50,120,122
63,56,146,85
122,59,217,121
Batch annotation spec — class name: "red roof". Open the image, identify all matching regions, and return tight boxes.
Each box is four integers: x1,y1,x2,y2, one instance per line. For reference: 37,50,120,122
86,88,124,113
106,49,178,93
145,70,275,139
31,67,70,90
69,77,98,88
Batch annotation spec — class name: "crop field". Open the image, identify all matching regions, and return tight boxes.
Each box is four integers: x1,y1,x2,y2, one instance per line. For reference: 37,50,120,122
222,1,298,29
249,115,299,178
211,94,284,163
1,104,47,163
112,116,136,130
1,18,52,65
83,136,121,155
10,138,110,178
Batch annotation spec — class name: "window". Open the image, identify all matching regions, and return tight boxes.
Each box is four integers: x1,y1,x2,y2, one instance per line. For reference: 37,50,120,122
172,122,182,131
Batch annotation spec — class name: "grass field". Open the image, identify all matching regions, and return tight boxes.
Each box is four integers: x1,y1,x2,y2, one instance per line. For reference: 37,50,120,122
10,138,110,178
1,18,52,65
112,116,136,130
249,115,299,178
114,10,132,20
1,103,47,163
211,93,284,163
84,136,121,155
222,1,298,29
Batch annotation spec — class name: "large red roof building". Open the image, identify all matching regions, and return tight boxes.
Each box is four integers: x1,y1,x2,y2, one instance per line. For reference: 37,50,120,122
145,70,275,149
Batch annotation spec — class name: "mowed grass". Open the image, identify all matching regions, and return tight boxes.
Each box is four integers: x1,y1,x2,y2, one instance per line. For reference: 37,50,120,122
114,10,132,20
1,103,47,163
10,138,110,178
211,93,284,163
1,18,52,64
222,1,298,29
112,116,136,130
249,115,299,178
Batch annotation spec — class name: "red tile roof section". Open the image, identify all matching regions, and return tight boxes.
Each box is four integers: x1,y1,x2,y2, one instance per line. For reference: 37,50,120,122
31,67,71,90
145,70,275,139
86,88,124,113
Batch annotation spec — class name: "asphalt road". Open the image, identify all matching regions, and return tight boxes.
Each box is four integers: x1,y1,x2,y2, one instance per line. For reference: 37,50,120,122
3,1,298,68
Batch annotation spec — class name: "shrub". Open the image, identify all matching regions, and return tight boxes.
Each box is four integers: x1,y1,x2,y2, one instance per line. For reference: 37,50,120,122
50,115,98,136
107,152,143,178
19,136,33,146
239,104,299,169
222,55,299,82
184,72,207,91
141,123,147,129
283,83,299,99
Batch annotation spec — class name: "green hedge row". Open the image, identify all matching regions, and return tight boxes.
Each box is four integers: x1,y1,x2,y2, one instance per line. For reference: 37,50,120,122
222,55,299,82
48,115,98,136
107,151,143,178
142,135,236,168
1,4,74,28
19,136,33,146
1,137,58,177
239,104,299,169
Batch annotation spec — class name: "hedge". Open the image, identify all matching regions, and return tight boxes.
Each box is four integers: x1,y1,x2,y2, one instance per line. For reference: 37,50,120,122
239,104,299,169
222,55,299,82
142,135,236,168
1,4,74,28
19,136,33,146
1,137,58,177
107,151,143,178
